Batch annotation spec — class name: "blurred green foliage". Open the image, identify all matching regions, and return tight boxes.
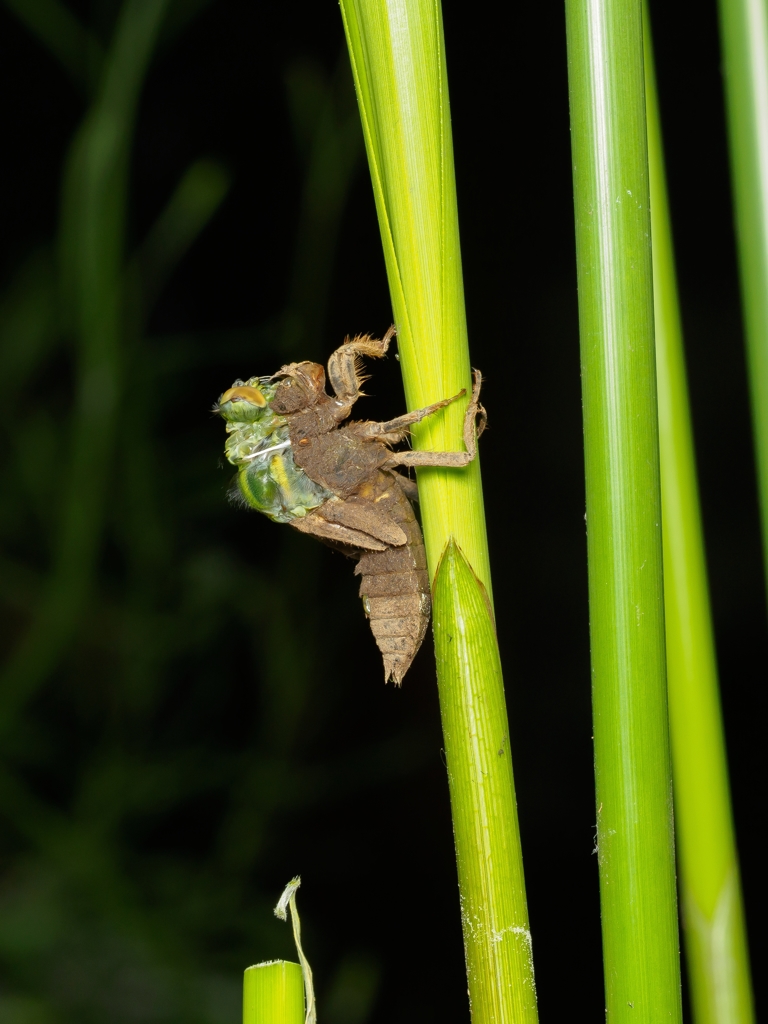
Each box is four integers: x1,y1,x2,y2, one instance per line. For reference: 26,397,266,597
0,1,397,1021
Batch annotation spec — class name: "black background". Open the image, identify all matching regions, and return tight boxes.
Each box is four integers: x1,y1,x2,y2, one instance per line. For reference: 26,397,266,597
0,0,762,1021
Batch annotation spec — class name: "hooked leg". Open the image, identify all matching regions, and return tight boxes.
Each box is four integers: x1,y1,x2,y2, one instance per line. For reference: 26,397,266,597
384,370,486,470
353,389,466,444
327,325,397,409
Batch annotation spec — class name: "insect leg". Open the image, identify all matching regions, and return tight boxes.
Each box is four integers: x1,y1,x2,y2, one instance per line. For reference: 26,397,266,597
353,389,466,443
291,513,388,550
315,497,407,547
326,325,397,407
384,370,486,470
390,472,419,503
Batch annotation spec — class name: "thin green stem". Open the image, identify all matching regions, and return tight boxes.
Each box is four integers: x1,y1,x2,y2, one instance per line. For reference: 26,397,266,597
274,878,315,1024
644,11,755,1023
564,0,683,1020
718,0,768,597
339,1,537,1020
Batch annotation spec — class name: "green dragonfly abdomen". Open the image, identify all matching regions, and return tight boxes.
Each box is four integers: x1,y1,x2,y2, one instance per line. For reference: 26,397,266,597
217,379,332,524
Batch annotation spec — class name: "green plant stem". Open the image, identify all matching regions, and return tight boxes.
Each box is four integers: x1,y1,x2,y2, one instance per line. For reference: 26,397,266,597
243,962,304,1024
339,1,537,1020
339,0,489,587
564,0,683,1020
644,12,755,1024
718,0,768,596
433,542,536,1022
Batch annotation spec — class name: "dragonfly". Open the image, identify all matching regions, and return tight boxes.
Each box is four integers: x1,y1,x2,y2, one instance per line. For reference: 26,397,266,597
215,327,485,684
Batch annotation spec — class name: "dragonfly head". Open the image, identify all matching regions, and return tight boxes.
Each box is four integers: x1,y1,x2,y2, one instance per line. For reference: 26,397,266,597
215,380,272,423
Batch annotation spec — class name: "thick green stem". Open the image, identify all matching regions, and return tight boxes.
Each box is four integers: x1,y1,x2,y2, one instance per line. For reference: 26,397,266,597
243,962,304,1024
718,0,768,595
433,543,536,1022
644,12,755,1024
564,0,683,1020
339,0,489,586
339,1,537,1020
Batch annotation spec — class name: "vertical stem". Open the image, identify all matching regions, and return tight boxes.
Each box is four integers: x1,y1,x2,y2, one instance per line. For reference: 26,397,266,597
645,12,756,1024
243,962,304,1024
338,0,489,586
339,1,537,1020
433,542,537,1024
564,0,683,1020
718,0,768,593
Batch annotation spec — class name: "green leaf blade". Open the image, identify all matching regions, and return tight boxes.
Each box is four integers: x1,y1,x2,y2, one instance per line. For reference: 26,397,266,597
433,540,536,1024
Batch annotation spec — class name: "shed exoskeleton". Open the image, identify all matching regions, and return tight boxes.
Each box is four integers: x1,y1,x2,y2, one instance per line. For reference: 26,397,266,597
215,327,485,684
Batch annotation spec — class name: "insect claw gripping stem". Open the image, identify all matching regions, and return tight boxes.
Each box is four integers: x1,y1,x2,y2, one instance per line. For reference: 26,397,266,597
355,389,466,443
384,369,486,470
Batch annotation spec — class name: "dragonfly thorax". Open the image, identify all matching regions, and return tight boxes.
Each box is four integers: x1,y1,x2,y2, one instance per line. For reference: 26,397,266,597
220,379,332,524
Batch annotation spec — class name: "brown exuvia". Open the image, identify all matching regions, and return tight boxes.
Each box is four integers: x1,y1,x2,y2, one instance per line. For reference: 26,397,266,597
216,327,485,684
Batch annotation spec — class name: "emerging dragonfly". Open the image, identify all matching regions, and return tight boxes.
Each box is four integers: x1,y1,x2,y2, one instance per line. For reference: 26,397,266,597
215,328,485,684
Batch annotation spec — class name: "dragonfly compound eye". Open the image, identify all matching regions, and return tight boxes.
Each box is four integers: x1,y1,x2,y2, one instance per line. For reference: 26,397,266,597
217,385,268,421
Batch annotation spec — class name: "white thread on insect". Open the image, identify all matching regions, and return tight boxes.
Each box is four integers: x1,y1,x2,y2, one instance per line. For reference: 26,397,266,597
242,440,291,461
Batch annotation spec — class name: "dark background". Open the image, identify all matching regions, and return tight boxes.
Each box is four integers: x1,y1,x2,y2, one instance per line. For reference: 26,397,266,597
0,0,762,1021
